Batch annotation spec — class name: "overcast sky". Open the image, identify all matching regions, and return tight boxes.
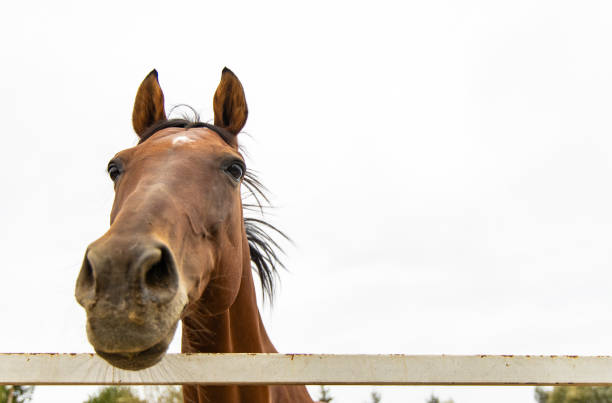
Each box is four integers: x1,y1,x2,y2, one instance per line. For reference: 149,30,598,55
1,1,612,402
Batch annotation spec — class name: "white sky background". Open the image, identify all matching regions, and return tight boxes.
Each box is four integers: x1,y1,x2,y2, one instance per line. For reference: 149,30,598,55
1,1,611,402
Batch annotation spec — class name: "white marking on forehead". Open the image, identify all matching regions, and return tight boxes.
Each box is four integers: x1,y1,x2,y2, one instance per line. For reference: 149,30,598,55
172,134,197,146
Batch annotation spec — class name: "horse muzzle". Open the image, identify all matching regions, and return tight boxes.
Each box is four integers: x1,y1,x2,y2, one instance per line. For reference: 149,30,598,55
75,235,187,370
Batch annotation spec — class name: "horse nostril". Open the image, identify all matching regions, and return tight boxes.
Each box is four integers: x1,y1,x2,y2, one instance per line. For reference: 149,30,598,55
81,256,95,288
142,247,178,302
145,256,170,289
75,252,96,306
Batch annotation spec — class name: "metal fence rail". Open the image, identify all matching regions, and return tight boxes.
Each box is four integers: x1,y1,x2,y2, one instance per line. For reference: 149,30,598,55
2,354,612,386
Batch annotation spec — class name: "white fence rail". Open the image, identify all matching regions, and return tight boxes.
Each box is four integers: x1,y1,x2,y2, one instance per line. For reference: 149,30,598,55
1,354,612,386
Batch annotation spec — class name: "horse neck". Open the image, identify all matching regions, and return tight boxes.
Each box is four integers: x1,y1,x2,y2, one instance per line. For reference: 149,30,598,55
180,224,277,403
181,227,275,354
180,221,314,403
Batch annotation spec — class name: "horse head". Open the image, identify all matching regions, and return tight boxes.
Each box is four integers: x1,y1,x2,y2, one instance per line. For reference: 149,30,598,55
75,68,251,370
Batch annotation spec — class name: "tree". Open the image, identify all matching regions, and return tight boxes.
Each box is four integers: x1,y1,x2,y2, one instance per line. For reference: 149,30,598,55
535,386,612,403
426,393,454,403
535,387,552,403
318,385,333,402
84,386,145,403
426,394,440,403
370,390,382,402
0,386,34,403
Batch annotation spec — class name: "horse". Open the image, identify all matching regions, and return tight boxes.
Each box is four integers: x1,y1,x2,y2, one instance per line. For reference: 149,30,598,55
75,68,315,403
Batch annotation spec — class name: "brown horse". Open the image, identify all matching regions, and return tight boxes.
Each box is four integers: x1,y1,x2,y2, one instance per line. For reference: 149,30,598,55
75,68,315,403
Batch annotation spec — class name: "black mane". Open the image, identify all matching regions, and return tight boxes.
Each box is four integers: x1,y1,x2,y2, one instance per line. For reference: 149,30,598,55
139,117,286,302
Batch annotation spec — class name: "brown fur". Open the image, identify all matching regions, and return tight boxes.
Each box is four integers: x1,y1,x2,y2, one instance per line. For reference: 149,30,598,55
132,69,167,136
213,68,248,137
75,69,314,403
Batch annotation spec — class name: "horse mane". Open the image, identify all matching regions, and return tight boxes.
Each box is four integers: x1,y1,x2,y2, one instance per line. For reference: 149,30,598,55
138,115,286,302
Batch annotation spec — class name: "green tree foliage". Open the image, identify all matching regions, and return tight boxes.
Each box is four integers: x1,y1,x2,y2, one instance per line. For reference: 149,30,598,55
0,386,34,403
318,385,333,402
84,386,145,403
535,386,612,403
426,394,440,403
426,393,454,403
370,390,382,402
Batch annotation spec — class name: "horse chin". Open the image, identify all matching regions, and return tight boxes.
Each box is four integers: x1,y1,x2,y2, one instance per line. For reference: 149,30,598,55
95,321,178,371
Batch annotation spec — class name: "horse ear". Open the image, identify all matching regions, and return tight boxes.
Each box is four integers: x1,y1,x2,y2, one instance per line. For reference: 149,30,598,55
132,69,167,137
213,67,248,135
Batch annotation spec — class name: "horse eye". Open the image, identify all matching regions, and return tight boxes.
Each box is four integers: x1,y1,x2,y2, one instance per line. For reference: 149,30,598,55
108,164,121,182
226,162,244,181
